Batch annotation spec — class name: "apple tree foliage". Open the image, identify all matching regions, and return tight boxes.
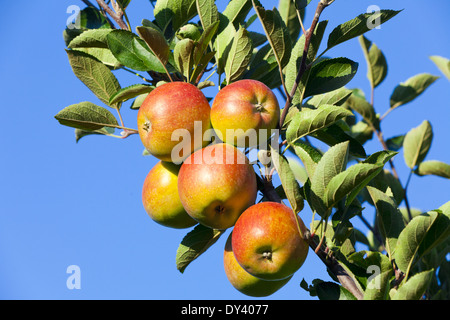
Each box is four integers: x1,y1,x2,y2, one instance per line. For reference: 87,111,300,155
56,0,450,300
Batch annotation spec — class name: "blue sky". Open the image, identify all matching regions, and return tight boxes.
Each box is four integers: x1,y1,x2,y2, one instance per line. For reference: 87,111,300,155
0,0,449,300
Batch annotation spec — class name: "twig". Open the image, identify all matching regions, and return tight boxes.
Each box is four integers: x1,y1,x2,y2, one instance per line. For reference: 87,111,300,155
296,8,306,36
95,0,128,30
368,119,414,220
279,1,328,128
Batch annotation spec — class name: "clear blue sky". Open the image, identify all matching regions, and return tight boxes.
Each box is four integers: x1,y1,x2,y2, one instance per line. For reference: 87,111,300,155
0,0,449,300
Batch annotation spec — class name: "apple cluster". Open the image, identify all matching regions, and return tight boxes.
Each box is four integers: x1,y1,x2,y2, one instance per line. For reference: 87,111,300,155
137,79,309,297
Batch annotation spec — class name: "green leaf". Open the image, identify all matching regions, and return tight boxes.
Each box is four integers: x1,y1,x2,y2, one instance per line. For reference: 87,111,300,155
325,151,396,209
403,120,433,169
176,224,225,273
66,49,121,107
243,44,278,84
225,26,253,84
75,127,116,143
315,281,357,300
68,29,112,49
366,186,405,259
136,26,170,66
385,134,405,152
191,21,220,82
392,269,434,300
310,124,367,159
310,220,354,257
417,202,450,259
345,89,379,129
74,47,121,69
117,0,131,9
153,0,174,33
290,140,323,179
349,121,373,146
430,55,450,80
363,270,392,300
310,141,349,215
130,93,148,110
106,30,166,72
252,1,292,71
359,35,388,88
55,102,119,131
247,31,267,47
196,0,219,31
174,38,196,80
214,14,237,75
284,20,328,104
390,73,439,109
286,104,353,143
295,0,311,10
326,10,401,51
223,0,253,29
305,88,353,109
415,160,450,179
109,84,154,106
304,57,359,98
287,156,308,184
365,169,404,207
394,211,439,275
270,145,304,214
278,0,301,43
171,0,198,31
347,250,393,274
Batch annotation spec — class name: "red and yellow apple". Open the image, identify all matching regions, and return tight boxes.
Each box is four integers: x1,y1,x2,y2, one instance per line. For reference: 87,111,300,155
177,143,257,230
224,233,292,297
137,82,211,162
210,79,280,148
142,161,197,229
232,202,309,281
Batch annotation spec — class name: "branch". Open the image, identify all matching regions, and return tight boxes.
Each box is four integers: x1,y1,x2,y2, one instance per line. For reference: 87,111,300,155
309,237,364,300
278,0,329,128
95,0,128,30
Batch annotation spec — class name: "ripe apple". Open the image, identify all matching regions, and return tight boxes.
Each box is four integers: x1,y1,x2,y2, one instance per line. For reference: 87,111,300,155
232,202,309,281
224,233,292,297
142,161,197,229
210,79,280,148
137,81,211,162
177,143,257,230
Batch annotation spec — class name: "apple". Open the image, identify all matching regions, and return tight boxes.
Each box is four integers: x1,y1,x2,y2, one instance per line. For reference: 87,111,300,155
137,81,211,162
177,143,257,230
210,79,280,148
231,202,309,281
142,161,197,229
224,233,292,297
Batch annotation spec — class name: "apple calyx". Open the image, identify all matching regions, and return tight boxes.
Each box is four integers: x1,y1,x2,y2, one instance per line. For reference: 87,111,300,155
215,204,226,214
142,120,151,132
262,251,273,261
254,103,265,113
